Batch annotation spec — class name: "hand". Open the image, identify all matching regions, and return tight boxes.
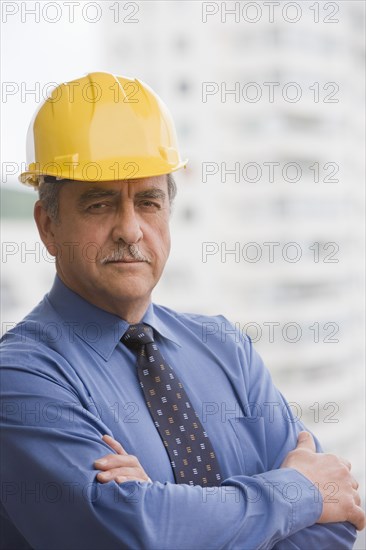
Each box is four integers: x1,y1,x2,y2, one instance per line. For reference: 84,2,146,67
281,431,365,531
94,434,151,484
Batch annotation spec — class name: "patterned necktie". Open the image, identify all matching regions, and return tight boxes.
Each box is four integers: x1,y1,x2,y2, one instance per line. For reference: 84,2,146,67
122,323,222,486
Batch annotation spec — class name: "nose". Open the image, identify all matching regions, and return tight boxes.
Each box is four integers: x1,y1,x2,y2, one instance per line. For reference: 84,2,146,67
111,202,143,244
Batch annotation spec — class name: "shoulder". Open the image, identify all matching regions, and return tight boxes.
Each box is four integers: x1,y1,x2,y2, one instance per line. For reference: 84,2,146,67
0,297,78,385
1,294,58,350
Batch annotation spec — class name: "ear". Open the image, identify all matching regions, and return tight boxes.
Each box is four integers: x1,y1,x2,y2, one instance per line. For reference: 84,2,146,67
34,200,58,257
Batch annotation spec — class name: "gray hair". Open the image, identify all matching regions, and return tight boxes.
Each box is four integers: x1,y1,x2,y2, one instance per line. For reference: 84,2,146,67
38,173,177,221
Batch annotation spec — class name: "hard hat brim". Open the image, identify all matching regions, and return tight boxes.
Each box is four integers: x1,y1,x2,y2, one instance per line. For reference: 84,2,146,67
19,159,188,187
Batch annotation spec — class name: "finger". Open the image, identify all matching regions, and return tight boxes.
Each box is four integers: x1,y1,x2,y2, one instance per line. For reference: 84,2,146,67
115,476,133,484
115,475,151,484
94,454,138,471
101,466,148,479
353,490,361,507
97,470,112,483
97,467,148,483
350,476,359,490
339,457,352,470
296,431,316,452
102,434,127,455
348,505,366,531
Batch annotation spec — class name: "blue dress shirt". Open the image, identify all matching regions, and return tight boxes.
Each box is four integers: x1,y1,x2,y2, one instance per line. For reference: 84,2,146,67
0,276,356,549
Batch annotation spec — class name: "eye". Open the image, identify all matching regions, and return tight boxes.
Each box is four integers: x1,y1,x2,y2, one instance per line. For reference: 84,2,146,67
87,202,109,210
138,200,161,211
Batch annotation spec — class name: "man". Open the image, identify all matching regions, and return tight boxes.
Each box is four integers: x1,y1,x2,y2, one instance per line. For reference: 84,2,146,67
0,72,364,549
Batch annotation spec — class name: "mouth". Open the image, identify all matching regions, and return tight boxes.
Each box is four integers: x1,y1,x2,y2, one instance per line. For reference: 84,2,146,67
106,259,143,264
107,258,144,264
101,247,152,265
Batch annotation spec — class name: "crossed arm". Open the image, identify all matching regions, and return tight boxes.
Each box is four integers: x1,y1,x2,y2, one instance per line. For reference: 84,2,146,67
95,432,365,536
2,332,364,548
2,377,362,549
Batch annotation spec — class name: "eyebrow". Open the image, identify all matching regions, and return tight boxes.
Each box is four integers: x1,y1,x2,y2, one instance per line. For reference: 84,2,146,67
77,188,119,207
77,187,167,207
134,189,166,201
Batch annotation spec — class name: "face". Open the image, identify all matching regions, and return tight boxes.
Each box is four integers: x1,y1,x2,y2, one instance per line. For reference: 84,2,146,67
35,176,171,321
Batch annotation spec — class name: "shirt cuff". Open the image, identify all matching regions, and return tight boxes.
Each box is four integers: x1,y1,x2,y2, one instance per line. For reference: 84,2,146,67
259,467,323,534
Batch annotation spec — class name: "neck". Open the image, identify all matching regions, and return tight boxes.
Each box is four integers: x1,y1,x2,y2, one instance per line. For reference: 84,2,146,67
56,273,151,324
92,297,151,324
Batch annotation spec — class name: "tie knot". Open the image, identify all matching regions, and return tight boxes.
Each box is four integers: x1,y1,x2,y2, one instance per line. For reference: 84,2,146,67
121,323,154,348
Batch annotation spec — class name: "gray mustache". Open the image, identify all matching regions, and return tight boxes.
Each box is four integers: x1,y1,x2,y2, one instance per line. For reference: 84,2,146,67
100,244,151,265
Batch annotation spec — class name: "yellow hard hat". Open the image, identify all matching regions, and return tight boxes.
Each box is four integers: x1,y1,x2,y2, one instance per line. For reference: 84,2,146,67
19,72,187,186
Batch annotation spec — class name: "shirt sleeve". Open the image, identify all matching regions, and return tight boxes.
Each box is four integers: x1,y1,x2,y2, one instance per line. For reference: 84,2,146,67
1,356,322,550
272,522,356,550
236,330,357,550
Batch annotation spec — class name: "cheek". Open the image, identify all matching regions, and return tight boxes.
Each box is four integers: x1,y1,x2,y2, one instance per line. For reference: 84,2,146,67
165,231,171,257
53,222,107,265
157,225,171,260
146,219,171,262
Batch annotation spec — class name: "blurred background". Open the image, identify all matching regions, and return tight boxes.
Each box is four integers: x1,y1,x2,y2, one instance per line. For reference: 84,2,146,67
1,1,365,546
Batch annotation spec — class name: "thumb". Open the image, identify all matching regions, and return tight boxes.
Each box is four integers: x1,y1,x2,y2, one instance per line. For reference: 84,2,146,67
102,434,127,455
296,431,316,452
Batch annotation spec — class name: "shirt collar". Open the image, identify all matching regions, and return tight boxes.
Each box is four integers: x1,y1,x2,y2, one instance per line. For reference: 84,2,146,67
47,276,180,361
141,305,181,348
